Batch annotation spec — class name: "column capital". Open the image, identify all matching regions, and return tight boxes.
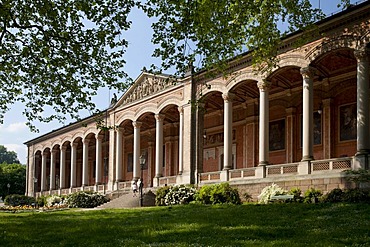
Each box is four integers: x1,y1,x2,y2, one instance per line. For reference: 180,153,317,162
155,114,165,122
116,127,124,134
60,146,67,151
300,66,316,79
222,92,235,102
257,80,271,91
83,138,90,144
132,121,142,129
178,106,184,114
354,48,369,63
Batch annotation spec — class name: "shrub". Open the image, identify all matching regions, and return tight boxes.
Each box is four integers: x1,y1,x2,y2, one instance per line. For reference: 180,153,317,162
155,186,170,206
196,183,241,205
65,191,109,208
36,195,48,207
304,188,322,203
46,195,64,207
4,194,35,206
289,187,303,203
243,192,253,202
258,183,287,204
342,188,370,203
162,185,197,206
322,188,344,203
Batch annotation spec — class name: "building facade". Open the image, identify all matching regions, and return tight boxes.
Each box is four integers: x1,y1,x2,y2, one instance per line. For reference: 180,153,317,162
25,2,370,198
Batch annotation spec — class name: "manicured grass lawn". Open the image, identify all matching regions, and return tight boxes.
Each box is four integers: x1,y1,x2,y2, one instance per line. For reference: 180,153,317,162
0,203,369,246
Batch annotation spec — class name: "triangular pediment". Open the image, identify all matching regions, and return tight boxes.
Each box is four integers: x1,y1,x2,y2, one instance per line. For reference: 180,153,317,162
114,72,176,108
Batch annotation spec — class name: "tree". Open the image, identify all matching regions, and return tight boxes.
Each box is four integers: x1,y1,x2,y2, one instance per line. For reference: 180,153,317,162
0,0,136,131
144,0,350,75
0,163,26,198
1,0,350,131
0,145,20,164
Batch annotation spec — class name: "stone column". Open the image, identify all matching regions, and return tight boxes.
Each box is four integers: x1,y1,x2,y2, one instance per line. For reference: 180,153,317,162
154,114,164,186
95,135,103,185
354,49,370,159
257,80,271,165
50,150,56,190
223,93,233,170
60,146,66,189
301,66,314,161
82,138,89,186
41,151,47,191
70,143,77,189
133,121,142,180
178,106,184,175
115,128,123,184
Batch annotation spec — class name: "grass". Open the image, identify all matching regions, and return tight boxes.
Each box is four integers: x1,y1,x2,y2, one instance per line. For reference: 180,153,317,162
0,203,369,246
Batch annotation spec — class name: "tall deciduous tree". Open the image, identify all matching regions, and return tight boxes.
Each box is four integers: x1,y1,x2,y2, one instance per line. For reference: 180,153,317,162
0,145,20,164
145,0,349,75
0,163,26,198
0,0,135,131
1,0,350,131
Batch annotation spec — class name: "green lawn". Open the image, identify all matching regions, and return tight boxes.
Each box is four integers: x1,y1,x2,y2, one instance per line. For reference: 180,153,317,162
0,203,369,246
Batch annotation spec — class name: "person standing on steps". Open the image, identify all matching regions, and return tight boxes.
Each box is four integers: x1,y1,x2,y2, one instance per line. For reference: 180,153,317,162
131,180,138,197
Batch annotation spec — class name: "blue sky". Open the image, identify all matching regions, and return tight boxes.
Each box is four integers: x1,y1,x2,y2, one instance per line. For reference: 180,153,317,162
0,0,360,164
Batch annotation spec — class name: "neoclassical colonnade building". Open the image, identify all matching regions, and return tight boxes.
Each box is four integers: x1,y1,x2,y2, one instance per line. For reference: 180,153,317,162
25,2,370,198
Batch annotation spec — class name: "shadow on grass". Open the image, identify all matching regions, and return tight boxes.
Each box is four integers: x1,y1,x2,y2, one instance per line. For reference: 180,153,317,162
0,203,369,246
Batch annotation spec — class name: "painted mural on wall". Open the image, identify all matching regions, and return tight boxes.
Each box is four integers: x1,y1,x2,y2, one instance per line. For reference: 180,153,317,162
339,103,357,141
269,119,285,151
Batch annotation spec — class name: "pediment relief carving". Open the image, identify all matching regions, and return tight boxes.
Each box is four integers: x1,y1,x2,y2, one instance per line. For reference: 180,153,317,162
120,73,176,106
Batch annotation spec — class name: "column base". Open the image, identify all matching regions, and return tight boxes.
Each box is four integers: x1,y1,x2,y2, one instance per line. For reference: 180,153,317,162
153,177,160,187
298,161,311,175
258,161,269,166
354,152,369,170
255,165,266,178
220,169,229,181
301,155,314,162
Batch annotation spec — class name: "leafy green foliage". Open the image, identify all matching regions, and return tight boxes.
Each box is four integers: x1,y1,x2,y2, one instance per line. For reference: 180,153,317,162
258,183,287,204
0,0,136,130
196,183,241,205
322,188,370,203
0,163,26,198
65,191,109,208
155,185,170,206
4,194,35,206
289,187,303,203
0,145,20,164
321,188,345,203
156,185,197,206
303,188,322,203
143,0,353,76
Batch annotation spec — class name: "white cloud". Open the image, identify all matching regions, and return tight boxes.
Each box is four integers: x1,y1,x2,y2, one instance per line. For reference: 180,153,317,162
3,122,28,133
3,144,27,164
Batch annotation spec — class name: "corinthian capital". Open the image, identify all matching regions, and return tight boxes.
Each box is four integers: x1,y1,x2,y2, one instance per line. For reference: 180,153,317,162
354,48,369,63
300,66,315,79
257,80,271,92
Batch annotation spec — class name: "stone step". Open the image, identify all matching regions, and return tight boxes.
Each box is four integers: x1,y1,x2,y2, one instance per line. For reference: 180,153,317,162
98,189,156,209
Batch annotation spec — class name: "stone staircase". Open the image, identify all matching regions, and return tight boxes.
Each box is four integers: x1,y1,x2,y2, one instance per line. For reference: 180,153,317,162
97,189,156,209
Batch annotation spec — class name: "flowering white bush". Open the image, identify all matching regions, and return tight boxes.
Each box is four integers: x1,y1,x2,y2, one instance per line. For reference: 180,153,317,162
163,185,197,206
258,183,287,204
46,195,63,207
